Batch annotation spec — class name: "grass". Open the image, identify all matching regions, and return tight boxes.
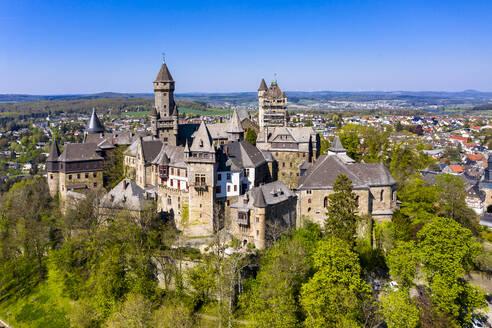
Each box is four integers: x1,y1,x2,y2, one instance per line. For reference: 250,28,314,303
0,271,71,328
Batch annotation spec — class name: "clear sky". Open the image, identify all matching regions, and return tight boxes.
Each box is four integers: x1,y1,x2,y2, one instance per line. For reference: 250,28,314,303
1,0,492,94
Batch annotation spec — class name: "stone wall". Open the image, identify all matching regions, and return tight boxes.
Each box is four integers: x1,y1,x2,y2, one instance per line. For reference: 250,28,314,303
273,150,310,188
185,162,216,237
298,188,370,228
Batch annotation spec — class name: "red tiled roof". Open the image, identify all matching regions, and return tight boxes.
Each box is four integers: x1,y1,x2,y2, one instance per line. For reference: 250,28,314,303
450,136,467,142
467,154,484,162
449,165,464,173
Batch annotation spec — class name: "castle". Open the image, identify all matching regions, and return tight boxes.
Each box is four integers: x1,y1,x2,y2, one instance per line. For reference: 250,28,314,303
47,60,397,249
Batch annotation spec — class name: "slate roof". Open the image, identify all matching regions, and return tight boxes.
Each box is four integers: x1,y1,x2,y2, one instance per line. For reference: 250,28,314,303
258,78,268,91
218,141,266,171
47,141,60,162
86,109,105,134
227,109,243,133
84,131,146,146
329,135,346,152
231,181,295,209
58,143,103,162
100,179,153,211
265,81,284,99
190,122,214,152
154,61,174,82
151,144,186,168
206,123,229,140
298,154,396,190
141,140,163,163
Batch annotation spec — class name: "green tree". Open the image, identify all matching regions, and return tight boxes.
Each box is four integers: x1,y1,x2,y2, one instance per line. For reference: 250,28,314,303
324,174,358,244
241,226,322,328
339,124,361,160
434,174,479,234
300,237,371,328
186,260,216,309
105,294,153,328
379,290,420,328
417,217,485,324
245,128,257,146
386,241,418,289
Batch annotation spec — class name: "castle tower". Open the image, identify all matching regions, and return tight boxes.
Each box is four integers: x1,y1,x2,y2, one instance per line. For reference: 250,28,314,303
152,61,179,145
227,108,244,142
184,122,217,237
258,78,287,130
46,140,61,196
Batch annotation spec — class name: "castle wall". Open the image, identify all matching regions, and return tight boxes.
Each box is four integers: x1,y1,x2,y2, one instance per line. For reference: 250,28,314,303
298,188,370,228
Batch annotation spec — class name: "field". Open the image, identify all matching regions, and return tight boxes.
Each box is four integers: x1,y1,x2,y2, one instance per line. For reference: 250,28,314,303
123,107,232,118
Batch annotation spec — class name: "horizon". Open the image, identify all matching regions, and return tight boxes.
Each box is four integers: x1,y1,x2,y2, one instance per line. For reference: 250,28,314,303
2,1,492,94
2,88,492,97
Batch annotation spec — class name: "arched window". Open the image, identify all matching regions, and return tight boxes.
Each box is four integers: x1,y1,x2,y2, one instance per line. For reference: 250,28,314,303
355,196,359,207
324,197,328,208
307,207,311,213
380,189,384,201
308,198,312,204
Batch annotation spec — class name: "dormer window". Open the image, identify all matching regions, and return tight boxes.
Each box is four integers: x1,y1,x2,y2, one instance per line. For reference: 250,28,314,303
200,139,204,147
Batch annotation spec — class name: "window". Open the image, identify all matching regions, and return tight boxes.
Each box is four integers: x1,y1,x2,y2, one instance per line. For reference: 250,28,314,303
234,185,237,192
167,197,171,205
170,167,174,175
355,196,359,207
290,162,293,168
256,230,259,236
227,173,231,180
245,169,249,177
68,174,72,180
77,173,80,179
380,189,384,201
201,176,206,185
227,185,231,192
93,183,97,187
307,190,312,194
50,174,53,180
307,207,311,213
324,197,328,208
93,172,97,178
216,186,221,194
218,173,222,181
282,162,285,168
308,198,311,204
303,153,306,158
85,173,88,179
171,179,174,187
256,217,259,223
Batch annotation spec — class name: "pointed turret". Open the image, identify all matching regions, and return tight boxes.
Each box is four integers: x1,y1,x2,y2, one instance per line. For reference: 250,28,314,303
328,135,346,155
86,108,105,134
184,139,190,153
47,140,60,162
154,61,174,82
190,122,214,153
252,187,267,208
258,78,268,92
227,109,244,142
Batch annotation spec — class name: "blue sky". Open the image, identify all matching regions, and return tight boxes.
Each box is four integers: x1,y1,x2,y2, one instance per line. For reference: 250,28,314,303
1,0,492,94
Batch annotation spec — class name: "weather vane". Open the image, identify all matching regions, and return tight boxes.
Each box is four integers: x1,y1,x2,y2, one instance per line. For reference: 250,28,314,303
273,73,278,83
162,52,166,63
